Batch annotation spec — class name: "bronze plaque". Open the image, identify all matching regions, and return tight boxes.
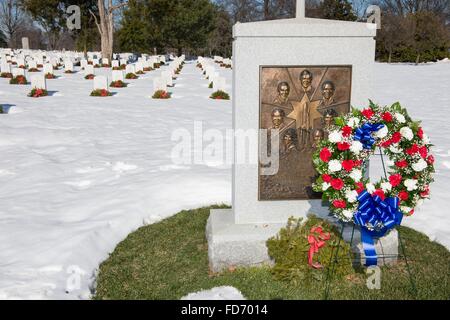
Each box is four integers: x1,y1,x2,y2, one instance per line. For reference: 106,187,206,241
259,65,352,200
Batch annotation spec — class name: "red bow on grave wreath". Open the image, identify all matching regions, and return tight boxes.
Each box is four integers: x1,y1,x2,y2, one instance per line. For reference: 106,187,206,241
307,225,331,269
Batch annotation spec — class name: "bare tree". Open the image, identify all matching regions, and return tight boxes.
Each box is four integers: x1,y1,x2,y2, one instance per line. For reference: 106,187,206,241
90,0,128,60
0,0,25,48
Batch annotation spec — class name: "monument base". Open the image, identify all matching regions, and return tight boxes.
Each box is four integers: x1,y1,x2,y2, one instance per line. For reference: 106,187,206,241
206,209,398,272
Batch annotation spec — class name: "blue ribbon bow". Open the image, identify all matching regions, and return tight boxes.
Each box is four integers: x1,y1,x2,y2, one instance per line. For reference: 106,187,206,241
354,123,385,150
354,190,403,266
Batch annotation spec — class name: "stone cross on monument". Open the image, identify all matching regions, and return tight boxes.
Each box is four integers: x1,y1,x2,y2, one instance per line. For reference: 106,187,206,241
296,0,306,19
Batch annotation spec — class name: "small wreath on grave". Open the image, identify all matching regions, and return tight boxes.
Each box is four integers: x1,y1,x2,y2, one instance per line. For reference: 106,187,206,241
110,80,128,88
94,64,101,68
143,67,153,72
18,65,26,69
28,68,39,72
9,75,28,85
312,102,435,266
125,73,138,80
37,64,43,68
153,63,161,69
64,70,75,74
208,82,213,89
102,64,111,68
210,90,230,100
136,70,145,75
267,215,353,284
85,74,95,80
90,89,112,97
28,88,48,98
45,73,56,79
1,72,13,78
152,90,171,99
196,63,202,69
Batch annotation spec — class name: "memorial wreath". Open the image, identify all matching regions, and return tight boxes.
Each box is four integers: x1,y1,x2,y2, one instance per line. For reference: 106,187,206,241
312,102,435,265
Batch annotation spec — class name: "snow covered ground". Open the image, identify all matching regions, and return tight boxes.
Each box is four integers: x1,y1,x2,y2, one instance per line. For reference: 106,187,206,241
0,61,449,300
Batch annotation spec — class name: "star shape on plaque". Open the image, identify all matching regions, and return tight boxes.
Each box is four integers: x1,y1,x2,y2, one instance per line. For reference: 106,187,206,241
286,93,320,130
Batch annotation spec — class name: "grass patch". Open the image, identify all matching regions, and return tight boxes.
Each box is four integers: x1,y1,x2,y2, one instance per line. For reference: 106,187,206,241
94,206,450,300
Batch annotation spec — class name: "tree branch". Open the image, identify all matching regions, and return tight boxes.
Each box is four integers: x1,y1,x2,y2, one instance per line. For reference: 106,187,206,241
109,2,128,13
89,9,102,34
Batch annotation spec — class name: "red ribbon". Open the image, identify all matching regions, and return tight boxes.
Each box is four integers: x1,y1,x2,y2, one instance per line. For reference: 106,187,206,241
307,225,331,269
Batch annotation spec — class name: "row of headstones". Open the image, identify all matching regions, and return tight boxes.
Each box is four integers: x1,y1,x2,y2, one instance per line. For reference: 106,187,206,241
213,56,232,68
198,57,227,92
18,56,186,97
153,56,186,93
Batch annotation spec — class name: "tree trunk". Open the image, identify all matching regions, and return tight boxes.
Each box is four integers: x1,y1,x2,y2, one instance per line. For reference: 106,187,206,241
415,53,420,65
388,49,392,64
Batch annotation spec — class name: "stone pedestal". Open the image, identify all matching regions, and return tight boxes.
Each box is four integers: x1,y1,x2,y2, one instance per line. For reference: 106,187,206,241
207,209,398,272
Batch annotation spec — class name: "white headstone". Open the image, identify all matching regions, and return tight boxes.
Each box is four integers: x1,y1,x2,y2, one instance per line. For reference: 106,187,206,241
93,75,108,90
43,63,53,75
161,70,173,86
120,59,127,66
84,65,95,76
102,58,109,66
111,70,124,82
30,74,47,90
1,62,11,73
112,60,119,68
80,59,88,69
22,37,30,50
12,67,25,77
213,77,226,92
125,64,135,74
64,60,74,72
135,62,144,73
153,77,167,92
28,60,37,69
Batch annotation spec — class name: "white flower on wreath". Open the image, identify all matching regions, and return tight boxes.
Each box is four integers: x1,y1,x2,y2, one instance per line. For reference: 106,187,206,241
389,144,402,154
400,127,414,141
374,125,388,139
342,209,355,221
328,160,342,172
349,169,362,182
404,179,418,191
322,182,331,191
395,113,406,124
366,183,376,194
345,190,359,203
381,182,392,192
328,130,343,143
412,158,428,172
348,117,360,128
400,206,412,214
350,140,363,155
416,199,424,207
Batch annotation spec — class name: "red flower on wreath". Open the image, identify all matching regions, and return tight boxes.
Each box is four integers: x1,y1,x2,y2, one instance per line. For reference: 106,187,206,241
391,132,402,144
322,174,332,183
332,199,347,209
419,146,428,159
380,139,392,148
395,159,408,168
373,189,386,201
100,89,108,97
382,112,393,122
331,178,344,191
426,155,435,165
417,127,424,140
398,191,409,201
361,108,374,119
406,144,419,155
420,186,430,198
320,148,332,163
342,126,353,137
337,142,350,151
342,159,354,172
355,182,365,194
389,174,402,187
